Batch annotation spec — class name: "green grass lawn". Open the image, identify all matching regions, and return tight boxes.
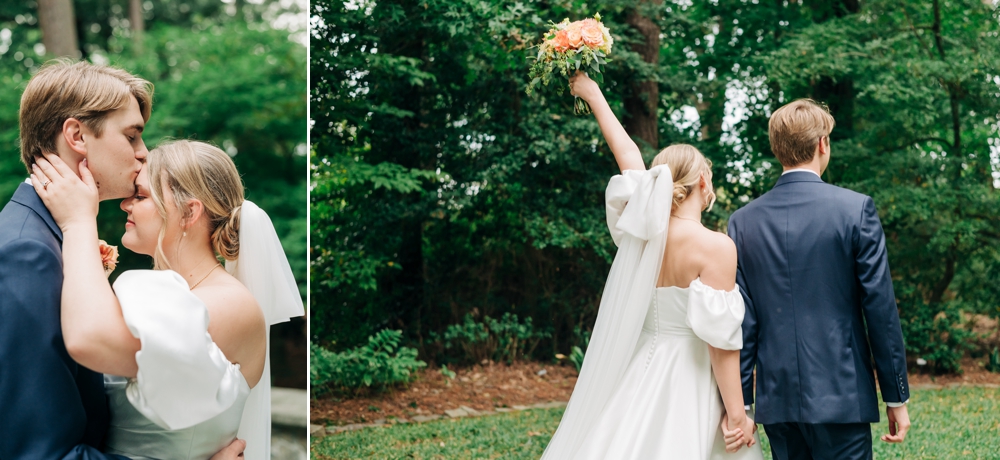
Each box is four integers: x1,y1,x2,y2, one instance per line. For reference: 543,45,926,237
311,387,999,459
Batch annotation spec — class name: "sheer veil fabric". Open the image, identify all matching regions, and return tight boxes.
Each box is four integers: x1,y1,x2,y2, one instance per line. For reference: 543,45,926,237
541,165,673,459
226,200,305,460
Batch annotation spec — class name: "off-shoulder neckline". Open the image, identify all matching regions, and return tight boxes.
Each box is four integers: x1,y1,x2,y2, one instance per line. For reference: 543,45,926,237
655,277,739,294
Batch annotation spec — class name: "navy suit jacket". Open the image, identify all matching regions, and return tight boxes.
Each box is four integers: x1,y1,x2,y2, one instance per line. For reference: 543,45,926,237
0,182,126,459
728,171,909,425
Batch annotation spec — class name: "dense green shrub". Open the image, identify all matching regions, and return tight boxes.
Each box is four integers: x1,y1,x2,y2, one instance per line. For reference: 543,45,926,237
987,348,1000,374
311,329,426,396
901,301,978,374
433,313,551,365
566,326,591,373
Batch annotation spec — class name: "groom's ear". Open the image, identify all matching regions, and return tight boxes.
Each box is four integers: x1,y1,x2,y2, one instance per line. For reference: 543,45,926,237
61,118,89,156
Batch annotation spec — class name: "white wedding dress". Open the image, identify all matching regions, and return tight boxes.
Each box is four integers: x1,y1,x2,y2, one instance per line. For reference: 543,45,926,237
541,168,763,459
103,270,251,459
573,280,763,459
99,201,304,460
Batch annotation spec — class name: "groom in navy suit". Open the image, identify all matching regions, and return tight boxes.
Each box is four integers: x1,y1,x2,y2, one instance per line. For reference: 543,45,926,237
728,100,911,459
0,61,244,459
0,60,151,459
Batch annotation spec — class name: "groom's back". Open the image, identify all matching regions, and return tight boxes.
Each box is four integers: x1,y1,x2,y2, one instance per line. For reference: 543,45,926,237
728,172,884,424
732,175,869,315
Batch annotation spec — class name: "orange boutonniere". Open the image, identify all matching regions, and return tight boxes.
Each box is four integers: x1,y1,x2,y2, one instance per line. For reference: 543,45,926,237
98,239,119,277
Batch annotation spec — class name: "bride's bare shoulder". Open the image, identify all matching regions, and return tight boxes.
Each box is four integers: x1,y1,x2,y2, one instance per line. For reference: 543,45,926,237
692,226,736,260
196,276,267,386
198,276,263,323
692,227,737,290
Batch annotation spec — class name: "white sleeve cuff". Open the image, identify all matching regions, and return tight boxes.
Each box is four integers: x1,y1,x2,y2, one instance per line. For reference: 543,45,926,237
744,405,751,411
885,399,908,407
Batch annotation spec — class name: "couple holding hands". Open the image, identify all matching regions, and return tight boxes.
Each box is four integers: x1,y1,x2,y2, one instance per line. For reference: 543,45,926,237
540,72,911,460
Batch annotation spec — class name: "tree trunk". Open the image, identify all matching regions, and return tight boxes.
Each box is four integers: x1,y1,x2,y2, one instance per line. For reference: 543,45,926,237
623,4,661,150
37,0,79,58
807,0,860,157
129,0,145,51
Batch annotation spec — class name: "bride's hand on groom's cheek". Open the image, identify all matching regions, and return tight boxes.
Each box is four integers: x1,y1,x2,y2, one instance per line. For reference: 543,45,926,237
30,153,100,232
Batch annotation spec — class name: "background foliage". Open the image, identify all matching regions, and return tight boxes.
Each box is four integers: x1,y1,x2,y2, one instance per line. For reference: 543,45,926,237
1,0,308,386
311,0,1000,374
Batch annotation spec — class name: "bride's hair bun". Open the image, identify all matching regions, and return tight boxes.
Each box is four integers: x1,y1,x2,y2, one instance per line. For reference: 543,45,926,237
146,140,246,269
212,204,242,261
651,144,716,212
672,182,690,209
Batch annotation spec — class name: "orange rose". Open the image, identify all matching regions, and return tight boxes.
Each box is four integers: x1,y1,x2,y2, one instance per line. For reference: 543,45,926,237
565,22,584,49
551,29,571,52
580,19,604,48
98,239,118,277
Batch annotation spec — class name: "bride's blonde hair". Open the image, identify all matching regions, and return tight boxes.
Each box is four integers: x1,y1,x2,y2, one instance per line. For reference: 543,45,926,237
650,144,716,211
146,140,245,269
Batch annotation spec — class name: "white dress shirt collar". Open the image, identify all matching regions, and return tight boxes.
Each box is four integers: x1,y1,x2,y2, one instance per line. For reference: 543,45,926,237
781,168,821,178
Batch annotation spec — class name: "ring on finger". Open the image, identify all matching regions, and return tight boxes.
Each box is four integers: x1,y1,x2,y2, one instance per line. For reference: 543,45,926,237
42,180,51,189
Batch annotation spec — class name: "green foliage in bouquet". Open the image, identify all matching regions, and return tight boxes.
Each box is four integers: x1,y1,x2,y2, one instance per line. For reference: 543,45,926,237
525,13,613,114
310,329,427,396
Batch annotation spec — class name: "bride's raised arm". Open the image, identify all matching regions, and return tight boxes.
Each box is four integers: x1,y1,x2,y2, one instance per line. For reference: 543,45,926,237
569,71,646,172
31,155,141,378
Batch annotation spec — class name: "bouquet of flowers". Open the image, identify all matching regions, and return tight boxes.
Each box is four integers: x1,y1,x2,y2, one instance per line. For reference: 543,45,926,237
526,14,613,114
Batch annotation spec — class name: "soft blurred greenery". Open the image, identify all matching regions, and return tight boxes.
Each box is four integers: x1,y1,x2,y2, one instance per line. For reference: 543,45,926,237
1,0,307,386
311,386,1000,459
311,0,1000,374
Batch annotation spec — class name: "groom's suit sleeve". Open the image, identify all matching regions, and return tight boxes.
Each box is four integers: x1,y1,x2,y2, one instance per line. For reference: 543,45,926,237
0,239,127,460
854,197,909,404
728,217,757,406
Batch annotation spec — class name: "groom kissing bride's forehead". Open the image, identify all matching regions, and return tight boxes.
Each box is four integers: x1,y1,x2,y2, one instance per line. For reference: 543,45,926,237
1,61,260,460
20,59,152,199
0,60,152,458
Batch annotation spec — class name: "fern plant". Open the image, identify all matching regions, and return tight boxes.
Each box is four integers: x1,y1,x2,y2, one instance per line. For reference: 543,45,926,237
311,329,426,396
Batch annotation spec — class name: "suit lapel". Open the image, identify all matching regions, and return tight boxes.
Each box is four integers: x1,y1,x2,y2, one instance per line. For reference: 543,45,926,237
10,182,63,242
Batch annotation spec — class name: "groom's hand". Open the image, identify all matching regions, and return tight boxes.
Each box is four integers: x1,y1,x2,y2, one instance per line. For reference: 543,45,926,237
882,405,911,443
209,438,246,459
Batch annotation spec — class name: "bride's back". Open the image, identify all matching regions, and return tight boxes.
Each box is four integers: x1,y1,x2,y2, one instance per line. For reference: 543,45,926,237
648,144,737,292
658,220,735,289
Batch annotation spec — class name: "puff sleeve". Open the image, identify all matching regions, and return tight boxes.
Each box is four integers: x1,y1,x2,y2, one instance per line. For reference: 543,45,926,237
686,279,745,350
605,169,646,246
112,270,246,430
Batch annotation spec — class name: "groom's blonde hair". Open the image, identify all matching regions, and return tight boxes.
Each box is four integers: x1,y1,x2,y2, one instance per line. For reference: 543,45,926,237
651,144,716,212
768,99,835,167
146,140,245,270
18,59,153,172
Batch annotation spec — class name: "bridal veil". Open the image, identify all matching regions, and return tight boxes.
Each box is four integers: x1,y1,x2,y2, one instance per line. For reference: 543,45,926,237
227,200,305,460
541,165,673,459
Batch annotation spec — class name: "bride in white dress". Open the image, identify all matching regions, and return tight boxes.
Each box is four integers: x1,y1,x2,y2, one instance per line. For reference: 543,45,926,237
539,72,764,459
30,140,303,459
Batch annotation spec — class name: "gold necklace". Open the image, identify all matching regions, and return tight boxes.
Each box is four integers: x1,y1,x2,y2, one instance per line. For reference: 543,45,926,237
190,263,221,290
671,214,702,223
